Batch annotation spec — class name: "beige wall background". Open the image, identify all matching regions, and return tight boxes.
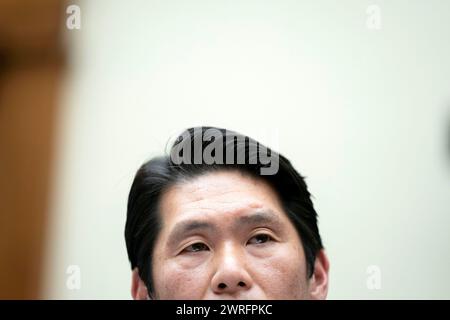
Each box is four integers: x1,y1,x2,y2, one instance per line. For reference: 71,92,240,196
43,0,450,299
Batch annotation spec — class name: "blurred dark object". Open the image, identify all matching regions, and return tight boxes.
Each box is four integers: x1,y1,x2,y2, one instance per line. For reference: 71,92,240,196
444,102,450,166
0,0,66,299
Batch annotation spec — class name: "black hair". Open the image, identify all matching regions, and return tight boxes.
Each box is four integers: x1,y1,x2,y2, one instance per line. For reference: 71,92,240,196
125,126,323,295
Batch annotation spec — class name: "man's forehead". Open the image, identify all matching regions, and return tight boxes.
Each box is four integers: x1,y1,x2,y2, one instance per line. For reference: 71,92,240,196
158,171,285,228
160,194,282,231
172,170,261,197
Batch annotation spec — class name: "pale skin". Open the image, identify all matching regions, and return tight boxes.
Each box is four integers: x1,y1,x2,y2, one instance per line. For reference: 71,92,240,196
131,170,329,299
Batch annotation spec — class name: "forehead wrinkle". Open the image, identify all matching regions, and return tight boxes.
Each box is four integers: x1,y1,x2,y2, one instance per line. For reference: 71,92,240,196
177,190,265,215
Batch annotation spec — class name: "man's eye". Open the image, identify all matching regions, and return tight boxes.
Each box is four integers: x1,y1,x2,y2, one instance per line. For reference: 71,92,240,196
247,234,273,245
183,242,209,253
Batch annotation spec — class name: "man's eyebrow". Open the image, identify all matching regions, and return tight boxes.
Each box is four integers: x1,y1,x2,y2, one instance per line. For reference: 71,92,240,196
234,210,283,229
166,220,216,247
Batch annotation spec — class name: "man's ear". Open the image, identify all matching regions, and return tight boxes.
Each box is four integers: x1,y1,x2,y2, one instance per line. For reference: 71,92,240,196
131,268,150,300
308,249,330,300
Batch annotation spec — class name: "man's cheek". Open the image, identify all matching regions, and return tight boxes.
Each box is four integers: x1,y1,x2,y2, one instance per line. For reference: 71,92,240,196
277,257,309,299
157,262,208,299
255,249,307,298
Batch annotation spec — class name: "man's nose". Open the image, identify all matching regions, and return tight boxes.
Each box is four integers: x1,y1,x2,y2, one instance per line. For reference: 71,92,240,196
210,244,253,295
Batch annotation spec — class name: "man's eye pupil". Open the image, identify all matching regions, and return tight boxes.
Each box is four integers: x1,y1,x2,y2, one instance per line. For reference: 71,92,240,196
191,243,206,251
256,234,269,243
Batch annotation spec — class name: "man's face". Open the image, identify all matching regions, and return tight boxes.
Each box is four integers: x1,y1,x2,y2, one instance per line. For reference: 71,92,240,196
145,170,327,299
